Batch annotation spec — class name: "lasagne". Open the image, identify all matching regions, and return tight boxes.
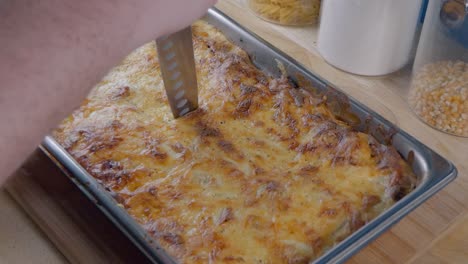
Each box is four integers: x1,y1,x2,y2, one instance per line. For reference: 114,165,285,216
54,21,416,263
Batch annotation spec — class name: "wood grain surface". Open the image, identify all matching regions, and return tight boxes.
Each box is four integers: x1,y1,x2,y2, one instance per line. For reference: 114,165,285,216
5,1,468,263
0,189,66,264
6,149,151,264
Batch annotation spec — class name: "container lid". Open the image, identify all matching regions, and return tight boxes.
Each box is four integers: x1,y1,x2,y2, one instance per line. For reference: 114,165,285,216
440,0,467,27
440,0,468,48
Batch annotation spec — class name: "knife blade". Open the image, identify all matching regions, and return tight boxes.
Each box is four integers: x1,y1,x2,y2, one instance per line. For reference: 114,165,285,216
156,27,198,118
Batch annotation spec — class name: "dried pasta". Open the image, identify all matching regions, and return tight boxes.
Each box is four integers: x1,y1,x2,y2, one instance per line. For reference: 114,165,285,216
248,0,321,25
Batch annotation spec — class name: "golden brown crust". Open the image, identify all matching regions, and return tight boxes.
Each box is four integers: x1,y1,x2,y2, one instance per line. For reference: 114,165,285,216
53,21,416,263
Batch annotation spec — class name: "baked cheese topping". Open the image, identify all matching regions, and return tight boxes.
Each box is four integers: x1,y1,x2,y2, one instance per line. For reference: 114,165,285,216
54,21,416,263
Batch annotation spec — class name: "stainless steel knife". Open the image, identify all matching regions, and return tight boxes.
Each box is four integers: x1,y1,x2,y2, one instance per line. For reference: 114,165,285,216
156,27,198,118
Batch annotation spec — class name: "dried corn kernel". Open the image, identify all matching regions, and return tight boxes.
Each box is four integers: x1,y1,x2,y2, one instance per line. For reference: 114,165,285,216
408,60,468,137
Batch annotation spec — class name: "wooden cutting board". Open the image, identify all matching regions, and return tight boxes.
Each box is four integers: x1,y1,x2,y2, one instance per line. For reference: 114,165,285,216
6,148,151,264
5,1,468,263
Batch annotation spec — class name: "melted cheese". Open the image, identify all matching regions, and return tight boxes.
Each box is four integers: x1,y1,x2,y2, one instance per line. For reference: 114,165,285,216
54,21,416,263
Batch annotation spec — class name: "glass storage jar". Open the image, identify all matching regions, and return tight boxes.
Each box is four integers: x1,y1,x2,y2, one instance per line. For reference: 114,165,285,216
247,0,321,26
408,0,468,137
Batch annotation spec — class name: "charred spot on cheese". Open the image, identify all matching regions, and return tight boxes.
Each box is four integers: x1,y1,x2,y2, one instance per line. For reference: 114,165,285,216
88,135,123,153
319,208,338,217
170,143,186,154
295,143,318,154
159,187,183,201
299,165,319,176
100,159,122,171
265,180,280,192
228,168,244,178
142,135,167,160
253,120,265,127
218,140,235,153
254,167,265,175
89,162,130,189
110,192,126,205
53,20,416,264
91,160,126,185
113,86,131,99
240,83,257,96
288,141,299,150
148,186,158,197
255,73,269,86
288,88,305,107
269,78,290,94
301,113,324,127
331,133,361,166
146,148,167,160
216,207,234,225
223,256,245,262
250,139,265,147
196,121,221,138
234,98,252,117
161,233,184,246
377,146,402,172
110,120,124,129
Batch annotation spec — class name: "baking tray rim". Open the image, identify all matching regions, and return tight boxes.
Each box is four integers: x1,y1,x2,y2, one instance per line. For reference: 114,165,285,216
41,7,458,264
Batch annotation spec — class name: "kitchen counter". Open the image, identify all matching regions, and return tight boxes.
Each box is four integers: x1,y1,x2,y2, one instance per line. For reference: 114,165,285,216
0,189,65,263
2,0,468,263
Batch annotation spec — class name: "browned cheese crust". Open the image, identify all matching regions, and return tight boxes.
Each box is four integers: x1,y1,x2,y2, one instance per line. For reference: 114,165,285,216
53,21,416,264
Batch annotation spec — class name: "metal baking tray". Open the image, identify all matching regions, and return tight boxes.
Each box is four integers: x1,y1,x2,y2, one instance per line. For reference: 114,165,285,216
41,7,457,264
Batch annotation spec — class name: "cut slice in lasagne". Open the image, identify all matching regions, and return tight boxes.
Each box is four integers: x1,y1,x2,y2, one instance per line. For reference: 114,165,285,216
54,21,416,264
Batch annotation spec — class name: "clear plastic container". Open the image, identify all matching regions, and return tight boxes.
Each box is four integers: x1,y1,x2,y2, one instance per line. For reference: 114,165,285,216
408,0,468,137
247,0,321,26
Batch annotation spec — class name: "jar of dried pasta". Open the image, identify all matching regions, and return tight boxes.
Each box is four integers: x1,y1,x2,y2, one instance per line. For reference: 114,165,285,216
408,0,468,137
247,0,321,26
